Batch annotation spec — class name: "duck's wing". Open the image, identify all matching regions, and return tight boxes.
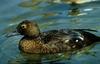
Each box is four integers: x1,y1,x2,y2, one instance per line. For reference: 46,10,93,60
41,29,85,51
73,29,100,45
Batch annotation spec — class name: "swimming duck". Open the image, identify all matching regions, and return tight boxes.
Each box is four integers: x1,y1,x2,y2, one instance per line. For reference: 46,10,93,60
16,20,100,54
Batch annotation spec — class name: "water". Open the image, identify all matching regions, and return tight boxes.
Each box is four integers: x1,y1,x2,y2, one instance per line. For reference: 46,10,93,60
0,0,100,64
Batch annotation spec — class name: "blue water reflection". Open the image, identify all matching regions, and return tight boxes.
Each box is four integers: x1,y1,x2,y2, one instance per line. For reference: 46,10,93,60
0,0,100,64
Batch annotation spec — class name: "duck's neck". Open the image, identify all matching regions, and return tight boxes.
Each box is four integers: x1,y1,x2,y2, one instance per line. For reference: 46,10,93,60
24,33,41,39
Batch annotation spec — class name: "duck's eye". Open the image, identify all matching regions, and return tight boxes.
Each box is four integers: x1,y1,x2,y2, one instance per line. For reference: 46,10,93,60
21,24,27,29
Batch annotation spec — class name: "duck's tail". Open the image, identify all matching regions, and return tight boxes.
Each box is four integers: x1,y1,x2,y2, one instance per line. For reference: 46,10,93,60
94,36,100,42
74,29,100,44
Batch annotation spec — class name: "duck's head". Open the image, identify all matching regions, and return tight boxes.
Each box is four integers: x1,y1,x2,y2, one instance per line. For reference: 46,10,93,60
17,20,40,37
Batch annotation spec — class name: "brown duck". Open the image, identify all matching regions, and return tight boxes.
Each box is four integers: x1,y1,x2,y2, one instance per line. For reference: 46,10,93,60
16,20,100,54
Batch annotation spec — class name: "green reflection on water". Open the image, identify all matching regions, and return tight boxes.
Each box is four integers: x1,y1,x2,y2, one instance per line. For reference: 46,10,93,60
7,52,71,64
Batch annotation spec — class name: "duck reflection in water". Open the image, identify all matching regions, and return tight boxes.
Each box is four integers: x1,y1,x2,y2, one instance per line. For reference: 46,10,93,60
68,2,85,16
10,20,100,54
68,8,81,16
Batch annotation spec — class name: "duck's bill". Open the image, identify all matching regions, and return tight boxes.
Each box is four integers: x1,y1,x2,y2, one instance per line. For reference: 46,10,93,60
5,30,20,38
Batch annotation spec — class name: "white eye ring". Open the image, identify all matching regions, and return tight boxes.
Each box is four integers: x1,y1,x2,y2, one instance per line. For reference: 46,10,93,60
21,24,27,29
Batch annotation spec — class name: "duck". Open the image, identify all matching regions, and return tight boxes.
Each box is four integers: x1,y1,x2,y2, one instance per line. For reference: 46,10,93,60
16,20,100,54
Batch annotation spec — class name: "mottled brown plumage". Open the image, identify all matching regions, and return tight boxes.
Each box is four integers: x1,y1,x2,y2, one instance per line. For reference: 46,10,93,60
17,20,100,54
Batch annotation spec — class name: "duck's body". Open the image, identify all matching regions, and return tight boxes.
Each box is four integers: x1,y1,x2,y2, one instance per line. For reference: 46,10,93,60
17,20,100,54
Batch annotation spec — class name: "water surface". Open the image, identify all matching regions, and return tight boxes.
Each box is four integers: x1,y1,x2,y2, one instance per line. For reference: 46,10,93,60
0,0,100,64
